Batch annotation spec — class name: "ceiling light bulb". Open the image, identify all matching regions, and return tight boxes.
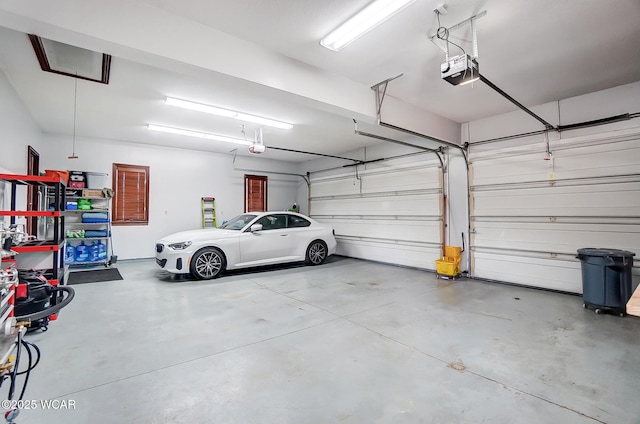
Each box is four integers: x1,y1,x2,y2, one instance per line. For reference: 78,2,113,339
147,124,252,146
320,0,416,51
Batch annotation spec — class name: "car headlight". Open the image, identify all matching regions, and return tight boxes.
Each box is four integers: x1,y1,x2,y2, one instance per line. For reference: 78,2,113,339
168,241,192,250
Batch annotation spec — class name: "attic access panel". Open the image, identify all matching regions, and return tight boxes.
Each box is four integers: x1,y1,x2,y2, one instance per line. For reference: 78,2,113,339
28,34,111,84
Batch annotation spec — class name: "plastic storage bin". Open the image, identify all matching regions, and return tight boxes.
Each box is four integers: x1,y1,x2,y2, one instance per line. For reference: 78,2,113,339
68,171,87,188
577,248,635,316
45,170,69,184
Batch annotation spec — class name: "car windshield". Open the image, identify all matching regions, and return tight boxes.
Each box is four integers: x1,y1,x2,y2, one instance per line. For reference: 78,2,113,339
219,214,258,230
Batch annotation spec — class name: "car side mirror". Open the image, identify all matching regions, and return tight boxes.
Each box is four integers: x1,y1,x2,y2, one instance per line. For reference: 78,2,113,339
250,224,263,233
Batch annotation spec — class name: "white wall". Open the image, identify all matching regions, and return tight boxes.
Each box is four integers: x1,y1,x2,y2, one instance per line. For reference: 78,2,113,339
39,135,301,260
0,70,44,220
0,70,43,173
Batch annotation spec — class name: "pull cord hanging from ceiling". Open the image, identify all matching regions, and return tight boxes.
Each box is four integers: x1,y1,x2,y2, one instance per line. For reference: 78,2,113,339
69,74,79,159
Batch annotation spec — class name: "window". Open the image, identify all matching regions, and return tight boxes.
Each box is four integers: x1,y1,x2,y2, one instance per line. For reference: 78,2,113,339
220,214,257,230
112,163,149,226
254,214,287,231
288,215,311,228
245,175,267,212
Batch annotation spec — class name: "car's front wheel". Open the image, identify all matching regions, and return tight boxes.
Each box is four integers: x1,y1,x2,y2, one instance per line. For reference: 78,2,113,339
190,247,226,279
305,240,328,265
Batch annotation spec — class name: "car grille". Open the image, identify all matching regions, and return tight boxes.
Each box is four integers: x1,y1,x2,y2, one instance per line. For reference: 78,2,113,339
156,258,167,268
156,243,164,253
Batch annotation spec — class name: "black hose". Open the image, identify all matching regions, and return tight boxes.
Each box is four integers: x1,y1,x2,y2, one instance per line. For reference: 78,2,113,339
17,340,32,400
7,331,23,400
17,340,40,376
1,336,42,407
15,286,75,322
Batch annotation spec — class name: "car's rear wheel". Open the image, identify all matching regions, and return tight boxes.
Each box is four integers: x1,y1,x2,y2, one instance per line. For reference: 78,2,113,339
305,240,328,265
190,247,226,279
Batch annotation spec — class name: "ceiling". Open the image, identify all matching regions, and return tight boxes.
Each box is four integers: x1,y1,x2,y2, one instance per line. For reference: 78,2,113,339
0,0,639,162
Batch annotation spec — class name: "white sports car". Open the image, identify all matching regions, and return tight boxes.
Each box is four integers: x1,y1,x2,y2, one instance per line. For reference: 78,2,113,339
155,211,337,279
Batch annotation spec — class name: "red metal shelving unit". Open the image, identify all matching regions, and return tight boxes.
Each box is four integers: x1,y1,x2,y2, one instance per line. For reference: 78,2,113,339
0,211,61,217
12,241,64,253
0,174,67,309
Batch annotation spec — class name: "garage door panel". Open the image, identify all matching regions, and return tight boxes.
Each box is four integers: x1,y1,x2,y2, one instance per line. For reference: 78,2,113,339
320,218,441,244
311,193,441,216
473,182,640,217
310,175,360,197
471,138,640,186
337,238,440,270
473,221,640,256
470,128,640,291
473,251,582,293
361,166,440,194
472,156,551,186
553,147,640,179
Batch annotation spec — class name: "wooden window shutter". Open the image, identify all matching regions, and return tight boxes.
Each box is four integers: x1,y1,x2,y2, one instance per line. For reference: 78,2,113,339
112,163,150,225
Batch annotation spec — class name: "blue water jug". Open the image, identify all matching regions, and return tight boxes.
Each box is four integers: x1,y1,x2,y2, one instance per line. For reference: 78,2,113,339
96,240,107,261
75,242,89,262
65,243,75,264
88,241,99,262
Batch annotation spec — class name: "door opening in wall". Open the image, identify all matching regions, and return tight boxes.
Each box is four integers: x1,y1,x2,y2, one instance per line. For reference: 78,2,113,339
244,175,267,212
27,146,40,236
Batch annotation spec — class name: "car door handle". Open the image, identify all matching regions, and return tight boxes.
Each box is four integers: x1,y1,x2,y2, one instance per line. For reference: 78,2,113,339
280,234,289,237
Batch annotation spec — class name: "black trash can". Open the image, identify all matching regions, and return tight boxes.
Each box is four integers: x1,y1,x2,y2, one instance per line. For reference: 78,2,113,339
577,248,635,316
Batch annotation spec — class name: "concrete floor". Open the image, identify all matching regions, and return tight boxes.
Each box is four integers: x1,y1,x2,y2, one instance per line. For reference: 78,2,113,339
13,257,640,423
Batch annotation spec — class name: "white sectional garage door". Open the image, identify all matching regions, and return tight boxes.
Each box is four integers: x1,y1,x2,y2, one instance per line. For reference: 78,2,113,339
469,128,640,293
309,157,443,270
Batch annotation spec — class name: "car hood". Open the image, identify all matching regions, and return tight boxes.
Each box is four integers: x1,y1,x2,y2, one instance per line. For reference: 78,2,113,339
158,228,240,244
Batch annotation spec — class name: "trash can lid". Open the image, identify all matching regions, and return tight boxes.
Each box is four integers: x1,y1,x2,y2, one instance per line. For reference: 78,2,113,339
577,248,636,257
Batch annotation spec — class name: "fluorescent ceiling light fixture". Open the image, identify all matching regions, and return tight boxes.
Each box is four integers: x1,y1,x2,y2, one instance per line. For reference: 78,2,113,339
164,97,293,130
147,124,252,146
320,0,416,51
164,97,236,118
